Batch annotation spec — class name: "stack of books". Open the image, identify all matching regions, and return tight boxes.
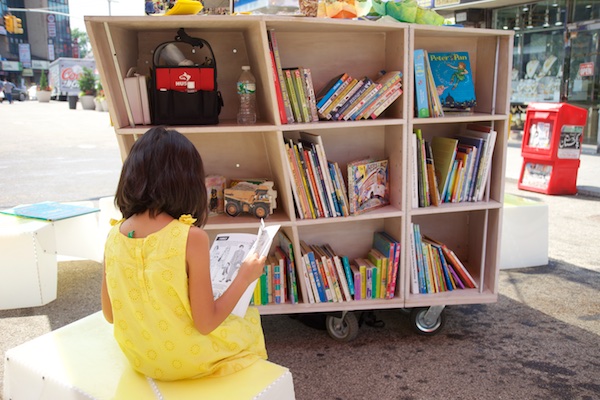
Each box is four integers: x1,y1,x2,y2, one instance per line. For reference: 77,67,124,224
283,131,350,219
268,29,403,123
315,70,403,121
297,231,400,303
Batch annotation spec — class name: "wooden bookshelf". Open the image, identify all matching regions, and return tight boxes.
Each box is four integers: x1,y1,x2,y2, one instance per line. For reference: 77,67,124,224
87,15,512,338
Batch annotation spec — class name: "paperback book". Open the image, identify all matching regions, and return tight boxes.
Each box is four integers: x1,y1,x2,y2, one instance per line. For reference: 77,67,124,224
210,219,281,317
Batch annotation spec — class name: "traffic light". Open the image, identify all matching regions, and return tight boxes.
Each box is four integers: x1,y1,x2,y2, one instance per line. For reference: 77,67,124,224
4,15,13,34
14,17,23,34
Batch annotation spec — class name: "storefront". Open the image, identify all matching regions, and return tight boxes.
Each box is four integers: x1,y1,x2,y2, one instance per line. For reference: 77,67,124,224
492,0,600,148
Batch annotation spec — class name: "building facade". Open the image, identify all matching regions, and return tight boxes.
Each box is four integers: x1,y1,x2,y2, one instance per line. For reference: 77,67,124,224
493,0,600,147
1,0,73,88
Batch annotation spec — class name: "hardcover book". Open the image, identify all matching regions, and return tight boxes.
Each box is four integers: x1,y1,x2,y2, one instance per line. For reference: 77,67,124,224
428,51,476,111
347,158,390,215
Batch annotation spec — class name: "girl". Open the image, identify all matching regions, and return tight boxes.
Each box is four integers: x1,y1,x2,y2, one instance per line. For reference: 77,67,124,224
101,126,268,381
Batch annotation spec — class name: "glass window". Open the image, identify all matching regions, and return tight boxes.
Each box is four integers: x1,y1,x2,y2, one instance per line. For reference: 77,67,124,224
567,28,599,103
494,3,566,105
573,0,600,22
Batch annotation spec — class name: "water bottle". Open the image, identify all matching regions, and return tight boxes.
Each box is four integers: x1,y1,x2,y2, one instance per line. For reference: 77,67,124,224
237,66,257,125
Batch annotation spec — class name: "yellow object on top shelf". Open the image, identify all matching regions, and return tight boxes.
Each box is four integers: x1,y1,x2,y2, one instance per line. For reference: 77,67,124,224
164,0,204,16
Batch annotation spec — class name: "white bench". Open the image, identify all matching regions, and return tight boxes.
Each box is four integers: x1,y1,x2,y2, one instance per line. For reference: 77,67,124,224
3,311,295,399
0,202,102,310
0,216,57,309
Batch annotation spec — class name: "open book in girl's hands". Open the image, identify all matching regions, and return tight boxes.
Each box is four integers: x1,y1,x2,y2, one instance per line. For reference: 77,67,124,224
209,219,281,317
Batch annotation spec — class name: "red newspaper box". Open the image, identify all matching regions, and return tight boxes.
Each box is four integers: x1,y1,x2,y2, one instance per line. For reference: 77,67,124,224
518,103,588,195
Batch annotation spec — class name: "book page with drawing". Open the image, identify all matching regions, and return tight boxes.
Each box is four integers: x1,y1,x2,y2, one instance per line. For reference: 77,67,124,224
209,219,281,317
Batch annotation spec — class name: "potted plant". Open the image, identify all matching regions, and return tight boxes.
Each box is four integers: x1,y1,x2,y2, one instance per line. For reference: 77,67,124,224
78,67,97,110
37,70,52,103
94,81,108,112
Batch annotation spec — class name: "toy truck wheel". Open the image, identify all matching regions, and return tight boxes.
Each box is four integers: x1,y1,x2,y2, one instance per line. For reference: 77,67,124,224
326,312,359,342
410,307,446,336
225,202,240,217
253,204,269,219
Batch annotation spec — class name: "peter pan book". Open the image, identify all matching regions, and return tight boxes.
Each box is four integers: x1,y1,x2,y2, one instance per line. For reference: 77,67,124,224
427,51,476,112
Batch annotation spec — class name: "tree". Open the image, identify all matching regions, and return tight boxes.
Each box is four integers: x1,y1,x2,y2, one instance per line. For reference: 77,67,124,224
71,28,90,58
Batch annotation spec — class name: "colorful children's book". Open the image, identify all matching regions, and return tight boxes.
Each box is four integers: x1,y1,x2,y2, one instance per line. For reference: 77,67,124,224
267,30,294,123
347,158,390,215
414,49,430,118
430,136,458,202
427,51,476,112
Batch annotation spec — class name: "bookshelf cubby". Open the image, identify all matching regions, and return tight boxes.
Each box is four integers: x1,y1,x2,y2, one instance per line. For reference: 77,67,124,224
86,15,512,336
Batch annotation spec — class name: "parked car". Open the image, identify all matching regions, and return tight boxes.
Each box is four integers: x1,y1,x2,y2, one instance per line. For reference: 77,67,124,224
12,86,29,101
1,86,29,102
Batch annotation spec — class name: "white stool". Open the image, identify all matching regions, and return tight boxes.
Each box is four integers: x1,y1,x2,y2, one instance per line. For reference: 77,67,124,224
500,193,549,269
4,312,296,399
0,215,57,309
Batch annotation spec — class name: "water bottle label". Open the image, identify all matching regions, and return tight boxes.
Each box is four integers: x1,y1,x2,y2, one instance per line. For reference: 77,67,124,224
237,82,256,94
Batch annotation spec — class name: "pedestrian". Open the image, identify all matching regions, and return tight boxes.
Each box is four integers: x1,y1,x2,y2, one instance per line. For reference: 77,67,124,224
101,126,268,381
2,79,15,104
145,0,156,14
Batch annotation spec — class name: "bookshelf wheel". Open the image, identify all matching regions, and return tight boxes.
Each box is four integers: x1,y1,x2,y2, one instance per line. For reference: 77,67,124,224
326,312,359,342
410,307,446,336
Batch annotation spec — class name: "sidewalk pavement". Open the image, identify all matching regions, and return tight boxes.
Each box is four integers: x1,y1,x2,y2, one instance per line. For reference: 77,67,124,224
1,100,599,400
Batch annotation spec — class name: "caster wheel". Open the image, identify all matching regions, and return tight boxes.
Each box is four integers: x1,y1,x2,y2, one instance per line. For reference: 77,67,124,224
410,307,446,336
326,312,359,342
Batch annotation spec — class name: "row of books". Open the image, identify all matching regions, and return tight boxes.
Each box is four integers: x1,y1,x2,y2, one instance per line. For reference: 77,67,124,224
250,232,299,306
268,27,403,124
298,232,401,303
284,131,350,219
409,223,477,294
414,49,477,118
283,131,391,219
267,30,316,124
315,70,403,121
411,123,497,207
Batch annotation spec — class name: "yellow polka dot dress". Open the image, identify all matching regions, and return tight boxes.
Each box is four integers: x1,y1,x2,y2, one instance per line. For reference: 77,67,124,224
104,217,267,381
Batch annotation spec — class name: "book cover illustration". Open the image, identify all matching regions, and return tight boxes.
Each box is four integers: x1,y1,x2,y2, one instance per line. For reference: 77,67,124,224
209,219,281,317
428,51,476,111
347,158,390,215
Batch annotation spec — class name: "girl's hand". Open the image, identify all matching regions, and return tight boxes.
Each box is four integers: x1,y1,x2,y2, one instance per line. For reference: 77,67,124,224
237,252,267,286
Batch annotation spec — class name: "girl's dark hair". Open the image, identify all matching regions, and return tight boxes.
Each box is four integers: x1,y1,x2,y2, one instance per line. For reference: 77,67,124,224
115,126,208,226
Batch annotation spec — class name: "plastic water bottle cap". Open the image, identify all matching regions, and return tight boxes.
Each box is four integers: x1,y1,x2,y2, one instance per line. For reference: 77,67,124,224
242,66,250,71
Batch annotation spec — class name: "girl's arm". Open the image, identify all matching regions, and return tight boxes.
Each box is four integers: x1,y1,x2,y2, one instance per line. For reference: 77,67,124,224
187,227,266,335
101,262,114,323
